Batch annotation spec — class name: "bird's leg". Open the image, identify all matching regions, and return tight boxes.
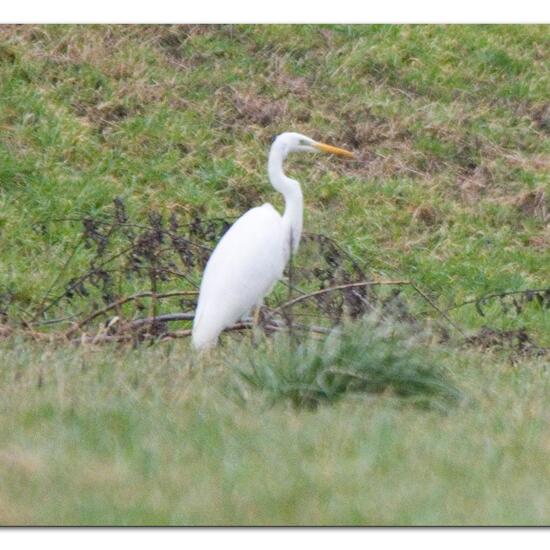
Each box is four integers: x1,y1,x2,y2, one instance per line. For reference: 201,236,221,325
253,305,262,327
251,304,263,347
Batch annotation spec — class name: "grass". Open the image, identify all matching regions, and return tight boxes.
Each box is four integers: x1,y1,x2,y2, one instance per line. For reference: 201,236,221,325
235,316,461,411
0,24,549,525
0,338,549,525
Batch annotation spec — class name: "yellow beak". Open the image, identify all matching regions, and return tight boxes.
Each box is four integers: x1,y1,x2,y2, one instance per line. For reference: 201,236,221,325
313,141,355,159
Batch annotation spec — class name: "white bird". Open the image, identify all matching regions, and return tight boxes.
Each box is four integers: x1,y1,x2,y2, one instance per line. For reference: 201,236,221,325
192,132,354,350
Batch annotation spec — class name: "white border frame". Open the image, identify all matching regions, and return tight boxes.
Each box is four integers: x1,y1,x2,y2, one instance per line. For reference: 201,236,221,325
2,0,550,23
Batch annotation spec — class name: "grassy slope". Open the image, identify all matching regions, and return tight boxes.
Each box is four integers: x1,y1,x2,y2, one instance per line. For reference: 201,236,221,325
0,24,549,525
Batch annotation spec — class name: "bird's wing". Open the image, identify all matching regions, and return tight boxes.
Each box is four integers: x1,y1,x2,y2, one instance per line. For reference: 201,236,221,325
192,204,286,346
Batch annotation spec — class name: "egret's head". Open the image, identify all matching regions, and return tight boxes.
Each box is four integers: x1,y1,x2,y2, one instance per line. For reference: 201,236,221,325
272,132,354,159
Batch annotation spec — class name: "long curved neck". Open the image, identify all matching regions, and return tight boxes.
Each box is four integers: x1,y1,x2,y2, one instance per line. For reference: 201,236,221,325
268,145,303,257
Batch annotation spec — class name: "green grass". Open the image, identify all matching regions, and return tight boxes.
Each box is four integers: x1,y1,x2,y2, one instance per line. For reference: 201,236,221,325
0,338,549,525
235,316,461,411
1,24,550,525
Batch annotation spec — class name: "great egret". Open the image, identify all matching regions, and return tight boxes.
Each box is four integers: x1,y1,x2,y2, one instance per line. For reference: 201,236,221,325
192,132,354,350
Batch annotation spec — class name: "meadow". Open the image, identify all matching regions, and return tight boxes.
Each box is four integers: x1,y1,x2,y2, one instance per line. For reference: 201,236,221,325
0,24,549,525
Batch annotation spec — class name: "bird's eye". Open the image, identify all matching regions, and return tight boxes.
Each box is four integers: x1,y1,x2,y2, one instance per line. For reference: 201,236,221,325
270,135,277,144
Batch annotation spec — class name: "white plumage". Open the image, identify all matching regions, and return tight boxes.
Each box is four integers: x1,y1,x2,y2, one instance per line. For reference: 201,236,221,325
192,204,286,349
192,132,354,350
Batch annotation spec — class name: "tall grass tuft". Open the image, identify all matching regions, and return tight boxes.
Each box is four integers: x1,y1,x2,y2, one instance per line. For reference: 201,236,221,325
234,316,462,411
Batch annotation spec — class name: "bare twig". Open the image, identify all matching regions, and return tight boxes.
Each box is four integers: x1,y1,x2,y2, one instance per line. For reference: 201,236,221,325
409,284,466,336
31,238,84,321
275,279,466,337
161,268,201,288
31,314,79,326
286,232,295,345
275,280,411,313
150,252,159,334
36,244,136,320
445,288,550,313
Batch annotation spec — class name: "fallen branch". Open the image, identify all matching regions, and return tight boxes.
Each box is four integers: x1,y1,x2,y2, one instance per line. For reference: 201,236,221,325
72,321,255,345
65,290,198,337
128,312,195,328
70,316,332,346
